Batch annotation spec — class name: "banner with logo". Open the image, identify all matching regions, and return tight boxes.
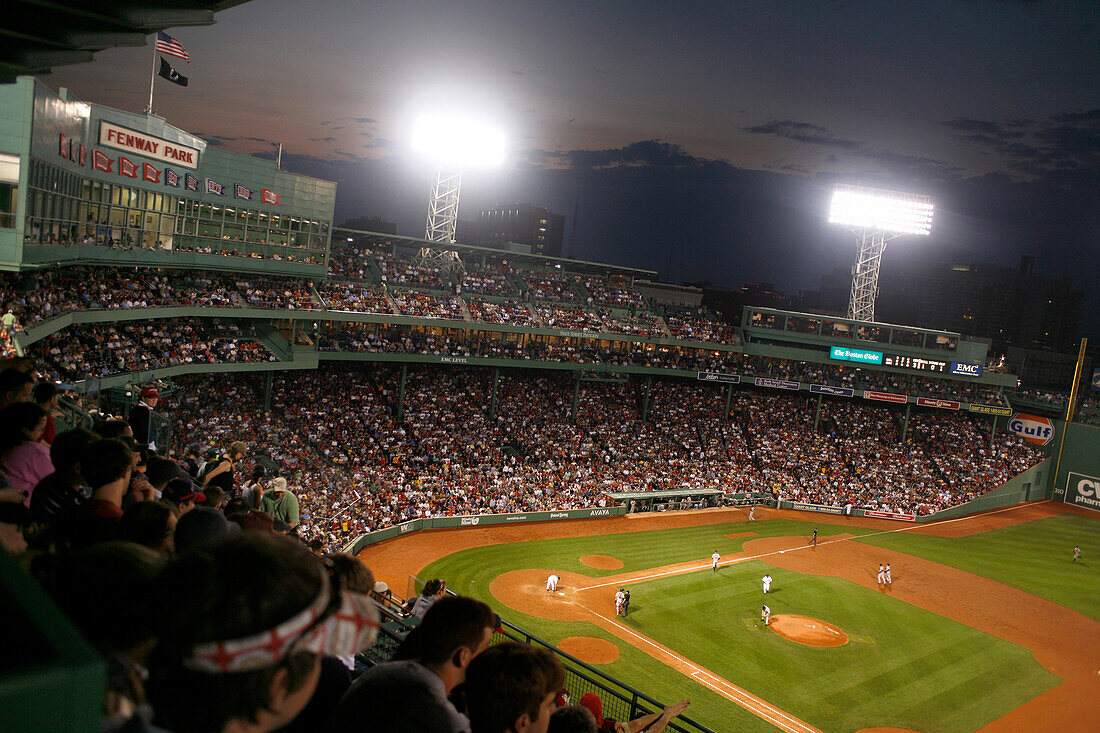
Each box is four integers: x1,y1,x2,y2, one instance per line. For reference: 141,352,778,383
697,371,739,384
755,377,799,391
1064,472,1100,512
951,362,983,377
810,384,855,398
1093,368,1100,391
864,391,907,404
864,510,916,522
788,501,844,515
969,403,1013,417
1008,413,1055,446
916,397,961,411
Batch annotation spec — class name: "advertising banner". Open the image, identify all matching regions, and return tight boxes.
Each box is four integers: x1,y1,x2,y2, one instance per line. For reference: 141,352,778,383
1064,472,1100,512
969,403,1013,417
864,391,907,404
916,397,961,410
1008,413,1055,446
810,384,855,398
99,120,199,169
789,501,844,515
755,377,800,391
830,346,884,365
864,510,916,521
1093,368,1100,391
950,362,983,377
697,371,740,384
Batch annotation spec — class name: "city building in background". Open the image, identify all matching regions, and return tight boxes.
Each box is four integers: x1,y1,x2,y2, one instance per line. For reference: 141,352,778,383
472,203,564,258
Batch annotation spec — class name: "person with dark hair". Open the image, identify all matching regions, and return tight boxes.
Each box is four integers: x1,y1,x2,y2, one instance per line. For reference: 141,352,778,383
93,418,134,441
329,595,497,733
411,578,447,618
325,554,376,596
200,485,227,510
465,642,565,733
548,705,598,733
32,381,60,445
0,401,52,506
44,542,163,728
241,463,266,509
162,477,205,516
178,443,202,479
119,501,178,557
0,367,34,409
146,533,378,733
307,538,325,557
75,438,133,546
173,505,240,554
31,428,98,529
200,440,248,493
128,386,159,448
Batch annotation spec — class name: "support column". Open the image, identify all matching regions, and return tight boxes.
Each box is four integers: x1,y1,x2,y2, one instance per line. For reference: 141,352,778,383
489,368,499,420
813,394,823,431
571,379,580,424
641,376,652,422
901,402,911,443
396,364,407,423
989,415,998,448
724,383,733,420
263,371,273,413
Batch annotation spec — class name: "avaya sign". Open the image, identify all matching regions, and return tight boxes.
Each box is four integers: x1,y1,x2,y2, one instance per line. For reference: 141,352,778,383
1008,413,1055,446
98,121,200,169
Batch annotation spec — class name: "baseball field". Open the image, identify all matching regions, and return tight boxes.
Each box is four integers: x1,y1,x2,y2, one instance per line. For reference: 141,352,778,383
358,500,1099,733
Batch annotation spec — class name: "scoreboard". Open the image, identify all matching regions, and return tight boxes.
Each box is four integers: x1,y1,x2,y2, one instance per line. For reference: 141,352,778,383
882,354,948,373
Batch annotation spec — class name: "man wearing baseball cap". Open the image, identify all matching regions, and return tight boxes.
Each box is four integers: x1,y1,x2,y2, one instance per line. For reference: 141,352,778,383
259,476,300,530
128,385,159,449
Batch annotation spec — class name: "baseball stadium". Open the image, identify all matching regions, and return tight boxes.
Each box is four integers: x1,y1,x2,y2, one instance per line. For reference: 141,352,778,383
2,9,1099,733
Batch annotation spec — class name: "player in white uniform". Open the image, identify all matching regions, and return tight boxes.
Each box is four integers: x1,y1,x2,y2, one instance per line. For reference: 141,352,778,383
884,563,892,584
748,505,756,521
877,563,886,586
614,588,626,616
546,574,559,592
711,550,721,572
761,604,770,626
1073,545,1081,563
762,574,772,593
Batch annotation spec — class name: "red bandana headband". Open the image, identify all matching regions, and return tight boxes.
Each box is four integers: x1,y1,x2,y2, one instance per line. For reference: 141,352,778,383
185,572,380,673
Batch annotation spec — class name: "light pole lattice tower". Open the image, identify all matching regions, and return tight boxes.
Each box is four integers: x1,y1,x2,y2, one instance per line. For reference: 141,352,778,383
828,184,933,323
424,166,462,244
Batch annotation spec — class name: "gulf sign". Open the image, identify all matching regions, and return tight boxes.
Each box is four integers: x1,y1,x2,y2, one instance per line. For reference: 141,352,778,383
1007,413,1055,446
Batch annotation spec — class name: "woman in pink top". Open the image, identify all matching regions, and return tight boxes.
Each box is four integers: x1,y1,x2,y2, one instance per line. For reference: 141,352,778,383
0,402,54,507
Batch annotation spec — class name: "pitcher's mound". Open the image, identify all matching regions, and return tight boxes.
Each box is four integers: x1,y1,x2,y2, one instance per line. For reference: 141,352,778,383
558,636,620,664
580,555,624,569
769,615,849,647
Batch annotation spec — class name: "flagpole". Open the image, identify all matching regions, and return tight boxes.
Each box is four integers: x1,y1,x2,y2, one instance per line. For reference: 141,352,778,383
146,37,157,113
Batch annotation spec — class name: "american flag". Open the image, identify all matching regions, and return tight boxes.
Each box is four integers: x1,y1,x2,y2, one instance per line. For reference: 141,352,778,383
155,32,190,62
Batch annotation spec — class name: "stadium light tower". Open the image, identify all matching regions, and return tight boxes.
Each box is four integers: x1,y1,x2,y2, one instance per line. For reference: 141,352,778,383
412,114,504,246
828,184,933,322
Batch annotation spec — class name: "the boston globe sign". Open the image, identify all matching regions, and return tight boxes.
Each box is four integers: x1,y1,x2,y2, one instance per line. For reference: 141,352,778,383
1064,472,1100,513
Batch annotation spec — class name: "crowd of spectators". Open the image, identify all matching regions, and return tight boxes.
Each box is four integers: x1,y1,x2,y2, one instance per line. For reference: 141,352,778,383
460,268,516,297
318,282,394,314
35,321,276,382
665,308,738,343
465,297,539,326
391,289,466,320
584,278,647,309
525,276,579,302
376,252,446,289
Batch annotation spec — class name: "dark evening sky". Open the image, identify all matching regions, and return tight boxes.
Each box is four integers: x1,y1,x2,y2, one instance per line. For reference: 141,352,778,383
43,0,1100,337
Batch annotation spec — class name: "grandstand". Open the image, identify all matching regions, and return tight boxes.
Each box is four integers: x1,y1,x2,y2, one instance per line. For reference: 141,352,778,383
2,78,1098,733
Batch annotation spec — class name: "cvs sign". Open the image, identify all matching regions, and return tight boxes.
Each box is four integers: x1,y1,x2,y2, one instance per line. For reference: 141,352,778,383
1008,413,1054,446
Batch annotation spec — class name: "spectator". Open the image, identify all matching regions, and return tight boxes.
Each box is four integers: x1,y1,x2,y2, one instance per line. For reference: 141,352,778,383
548,705,598,733
32,381,60,445
75,438,133,546
465,641,565,733
0,500,29,555
30,427,98,530
162,477,205,516
200,440,248,493
260,476,300,529
146,533,379,733
0,367,33,408
94,418,134,441
240,463,267,508
328,595,497,733
411,578,447,618
0,401,52,506
119,501,178,557
128,386,159,449
577,693,690,733
173,505,240,554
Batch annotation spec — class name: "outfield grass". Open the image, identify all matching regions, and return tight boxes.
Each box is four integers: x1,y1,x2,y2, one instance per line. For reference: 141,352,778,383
419,518,1062,733
855,513,1100,620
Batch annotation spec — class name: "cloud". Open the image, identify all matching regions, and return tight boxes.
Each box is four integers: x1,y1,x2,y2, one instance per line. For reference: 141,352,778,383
944,110,1100,178
309,136,338,142
743,119,862,150
529,140,714,170
941,117,1023,138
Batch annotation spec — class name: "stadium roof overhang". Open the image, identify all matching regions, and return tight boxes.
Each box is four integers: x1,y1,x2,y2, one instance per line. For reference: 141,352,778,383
0,0,252,84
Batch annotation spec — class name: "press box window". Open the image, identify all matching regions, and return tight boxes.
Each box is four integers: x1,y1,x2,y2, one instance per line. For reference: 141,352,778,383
0,152,19,229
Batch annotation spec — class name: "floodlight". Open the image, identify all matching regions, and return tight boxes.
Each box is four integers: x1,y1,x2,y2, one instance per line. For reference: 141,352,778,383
829,184,933,236
411,114,505,168
827,183,934,322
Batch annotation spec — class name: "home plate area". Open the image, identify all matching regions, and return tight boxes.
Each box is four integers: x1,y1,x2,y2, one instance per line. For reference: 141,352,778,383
769,615,849,647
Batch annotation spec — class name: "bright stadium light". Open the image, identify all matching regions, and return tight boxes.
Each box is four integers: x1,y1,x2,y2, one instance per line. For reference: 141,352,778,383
828,184,934,322
828,184,933,236
411,113,505,248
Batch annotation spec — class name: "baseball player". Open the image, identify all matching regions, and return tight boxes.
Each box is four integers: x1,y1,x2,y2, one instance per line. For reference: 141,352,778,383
810,528,818,547
761,604,770,626
614,588,626,616
546,574,560,592
622,589,631,616
885,563,892,584
711,549,721,572
877,564,885,586
748,505,756,521
1073,545,1081,563
762,573,772,594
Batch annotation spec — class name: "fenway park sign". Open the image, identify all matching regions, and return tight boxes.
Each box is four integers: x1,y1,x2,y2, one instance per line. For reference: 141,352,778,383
99,121,200,169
